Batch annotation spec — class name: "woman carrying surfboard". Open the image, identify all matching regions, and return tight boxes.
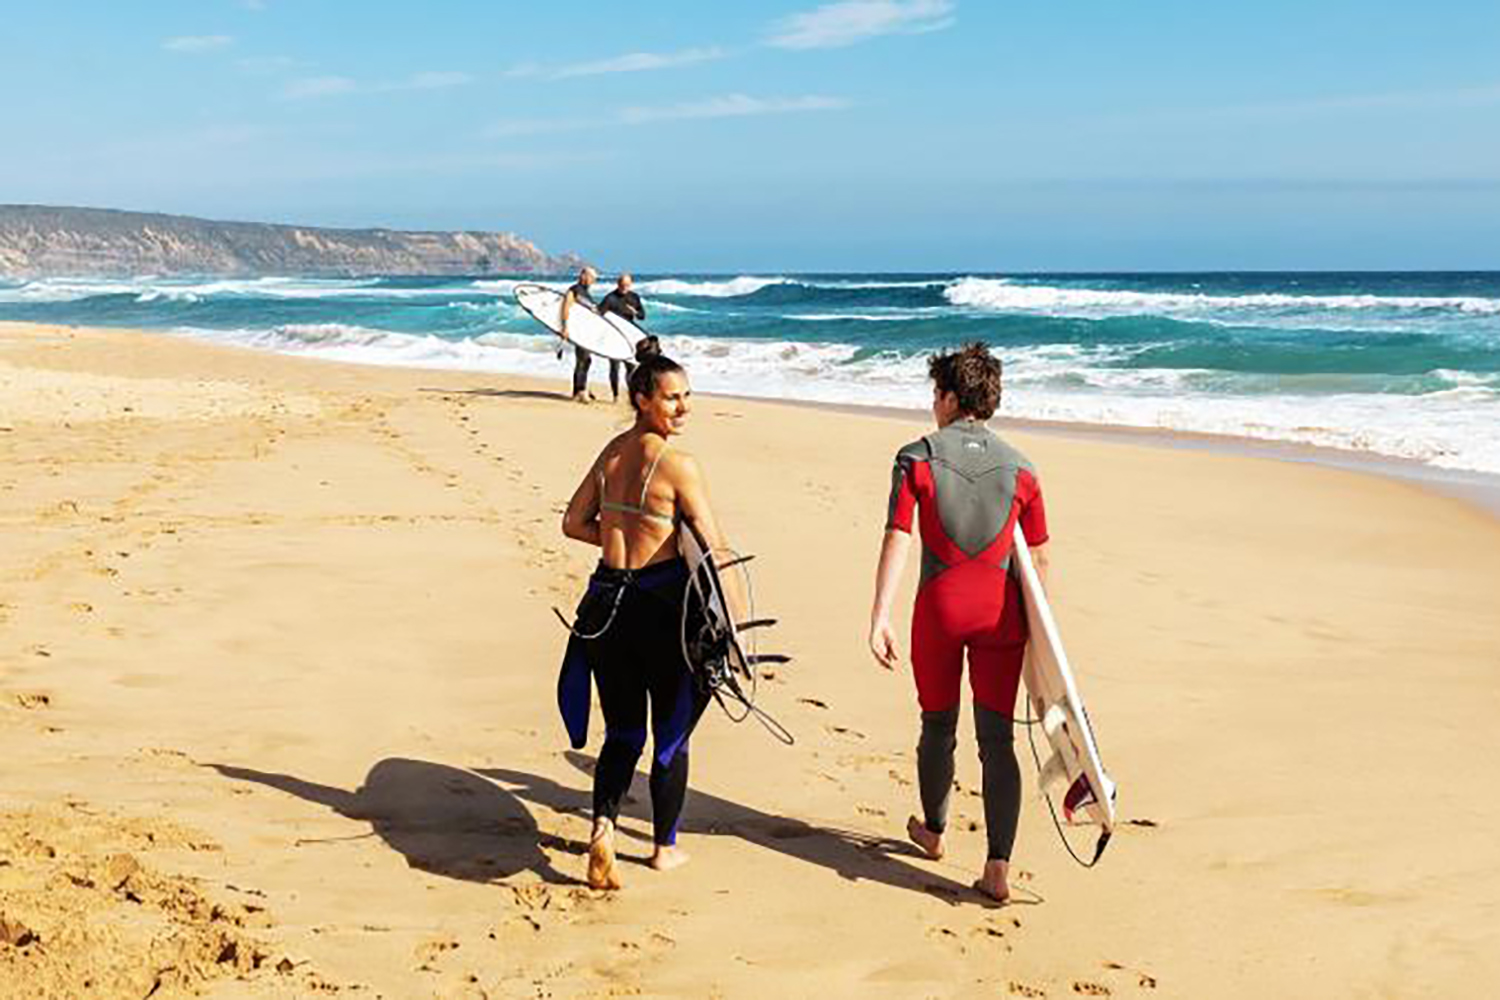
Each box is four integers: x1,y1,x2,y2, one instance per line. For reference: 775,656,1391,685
559,341,731,890
868,342,1051,902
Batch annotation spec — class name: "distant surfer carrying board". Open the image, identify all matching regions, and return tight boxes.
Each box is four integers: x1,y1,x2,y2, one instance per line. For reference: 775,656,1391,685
868,343,1050,902
598,273,648,404
560,341,731,890
560,266,598,404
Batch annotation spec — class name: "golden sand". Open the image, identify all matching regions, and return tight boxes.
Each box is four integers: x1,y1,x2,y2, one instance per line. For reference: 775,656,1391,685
3,321,1498,997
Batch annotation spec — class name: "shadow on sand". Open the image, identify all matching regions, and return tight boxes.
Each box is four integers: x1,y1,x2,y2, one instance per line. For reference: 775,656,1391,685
206,758,576,885
480,751,986,904
208,752,998,904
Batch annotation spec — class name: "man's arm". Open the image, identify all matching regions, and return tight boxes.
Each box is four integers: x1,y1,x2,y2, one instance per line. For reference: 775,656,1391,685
632,293,646,322
559,289,575,341
869,528,912,670
1030,543,1050,592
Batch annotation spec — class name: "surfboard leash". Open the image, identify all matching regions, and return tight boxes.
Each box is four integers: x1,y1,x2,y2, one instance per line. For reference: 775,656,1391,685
1023,695,1111,868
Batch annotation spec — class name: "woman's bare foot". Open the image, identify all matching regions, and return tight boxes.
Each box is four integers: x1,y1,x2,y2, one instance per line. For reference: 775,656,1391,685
973,858,1010,902
907,815,945,860
650,844,690,872
587,820,623,890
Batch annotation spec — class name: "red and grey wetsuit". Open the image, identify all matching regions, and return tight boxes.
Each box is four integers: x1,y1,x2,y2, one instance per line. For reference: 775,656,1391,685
886,419,1048,860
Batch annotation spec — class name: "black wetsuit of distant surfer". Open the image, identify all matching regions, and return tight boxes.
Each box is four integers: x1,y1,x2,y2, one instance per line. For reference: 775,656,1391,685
598,287,647,402
566,279,597,399
557,443,710,846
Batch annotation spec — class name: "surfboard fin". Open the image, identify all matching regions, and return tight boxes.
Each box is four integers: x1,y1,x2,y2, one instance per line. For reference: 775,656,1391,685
1038,750,1069,791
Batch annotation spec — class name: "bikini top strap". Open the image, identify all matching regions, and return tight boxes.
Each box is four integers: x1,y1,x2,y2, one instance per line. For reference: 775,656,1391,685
639,441,671,508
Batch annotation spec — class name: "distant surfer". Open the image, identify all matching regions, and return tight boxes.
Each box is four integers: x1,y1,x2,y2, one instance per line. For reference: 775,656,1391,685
867,342,1050,902
598,273,649,404
559,341,729,889
559,266,598,404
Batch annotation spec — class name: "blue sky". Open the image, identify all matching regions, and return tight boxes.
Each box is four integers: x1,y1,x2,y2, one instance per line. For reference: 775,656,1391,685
3,1,1499,270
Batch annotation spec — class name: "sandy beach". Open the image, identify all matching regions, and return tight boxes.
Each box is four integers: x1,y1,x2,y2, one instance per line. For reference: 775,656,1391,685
3,319,1499,998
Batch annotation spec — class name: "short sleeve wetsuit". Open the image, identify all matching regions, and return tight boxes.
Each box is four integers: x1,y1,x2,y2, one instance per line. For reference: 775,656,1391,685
886,418,1048,861
887,419,1047,713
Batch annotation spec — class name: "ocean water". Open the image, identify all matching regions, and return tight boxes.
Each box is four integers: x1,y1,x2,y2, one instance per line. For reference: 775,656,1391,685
2,271,1498,474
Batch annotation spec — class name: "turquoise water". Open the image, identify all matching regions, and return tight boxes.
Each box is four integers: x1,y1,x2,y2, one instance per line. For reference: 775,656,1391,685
3,271,1498,471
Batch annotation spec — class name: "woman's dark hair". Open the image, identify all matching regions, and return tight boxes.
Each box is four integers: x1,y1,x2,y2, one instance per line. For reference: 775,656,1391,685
928,342,1002,419
628,337,683,412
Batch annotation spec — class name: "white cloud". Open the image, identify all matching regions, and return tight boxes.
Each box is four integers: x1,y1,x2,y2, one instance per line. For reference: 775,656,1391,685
619,93,850,124
393,71,475,91
281,76,359,100
163,35,235,53
482,118,596,139
280,71,474,100
552,47,727,80
236,55,299,74
768,0,954,50
483,94,849,137
1115,82,1500,129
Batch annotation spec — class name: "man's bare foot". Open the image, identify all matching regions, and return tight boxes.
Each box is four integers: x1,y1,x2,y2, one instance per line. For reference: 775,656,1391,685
649,844,690,872
587,820,623,890
973,858,1010,902
573,392,591,405
907,815,945,860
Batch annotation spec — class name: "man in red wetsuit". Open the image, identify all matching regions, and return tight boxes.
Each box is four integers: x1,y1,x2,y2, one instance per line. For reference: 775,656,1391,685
869,342,1050,902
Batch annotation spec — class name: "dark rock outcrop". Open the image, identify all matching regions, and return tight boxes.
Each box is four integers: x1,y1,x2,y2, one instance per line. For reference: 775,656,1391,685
0,205,585,278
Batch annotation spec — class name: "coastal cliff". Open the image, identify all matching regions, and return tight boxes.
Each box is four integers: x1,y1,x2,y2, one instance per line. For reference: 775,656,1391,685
0,205,584,278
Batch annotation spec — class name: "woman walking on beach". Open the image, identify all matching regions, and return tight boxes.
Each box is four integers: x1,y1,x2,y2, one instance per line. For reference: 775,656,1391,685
559,341,728,889
868,343,1050,902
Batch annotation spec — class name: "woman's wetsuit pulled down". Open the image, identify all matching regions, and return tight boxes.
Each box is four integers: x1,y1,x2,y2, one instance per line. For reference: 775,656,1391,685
886,419,1048,861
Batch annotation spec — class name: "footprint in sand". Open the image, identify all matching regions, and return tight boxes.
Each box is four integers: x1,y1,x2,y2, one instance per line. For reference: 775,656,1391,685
414,936,461,971
798,697,829,709
827,725,866,740
14,692,52,710
1009,983,1046,997
1072,982,1111,996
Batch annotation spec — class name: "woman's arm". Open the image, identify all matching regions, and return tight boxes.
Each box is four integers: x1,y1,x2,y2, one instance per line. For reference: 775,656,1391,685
869,528,912,670
674,452,753,622
672,452,724,549
562,452,603,546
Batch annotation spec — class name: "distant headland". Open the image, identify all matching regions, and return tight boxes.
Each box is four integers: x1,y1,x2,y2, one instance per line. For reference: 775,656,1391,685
0,205,585,279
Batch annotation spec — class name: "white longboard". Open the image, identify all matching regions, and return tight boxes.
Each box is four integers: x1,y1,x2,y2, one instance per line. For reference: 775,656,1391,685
513,284,636,362
602,311,649,353
1013,525,1118,840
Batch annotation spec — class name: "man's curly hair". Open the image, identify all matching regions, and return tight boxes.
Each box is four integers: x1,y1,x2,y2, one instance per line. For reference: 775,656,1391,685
928,342,1002,419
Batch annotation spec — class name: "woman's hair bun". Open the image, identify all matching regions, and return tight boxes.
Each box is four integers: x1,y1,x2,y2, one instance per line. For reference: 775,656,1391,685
634,335,662,363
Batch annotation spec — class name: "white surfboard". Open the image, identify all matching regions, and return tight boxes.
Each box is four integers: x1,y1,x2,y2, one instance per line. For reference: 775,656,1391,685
602,310,649,353
513,283,636,362
1013,524,1118,844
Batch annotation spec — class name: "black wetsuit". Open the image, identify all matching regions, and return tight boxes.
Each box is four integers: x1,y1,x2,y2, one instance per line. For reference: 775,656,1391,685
566,281,597,397
593,560,704,844
561,559,709,845
598,289,647,399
